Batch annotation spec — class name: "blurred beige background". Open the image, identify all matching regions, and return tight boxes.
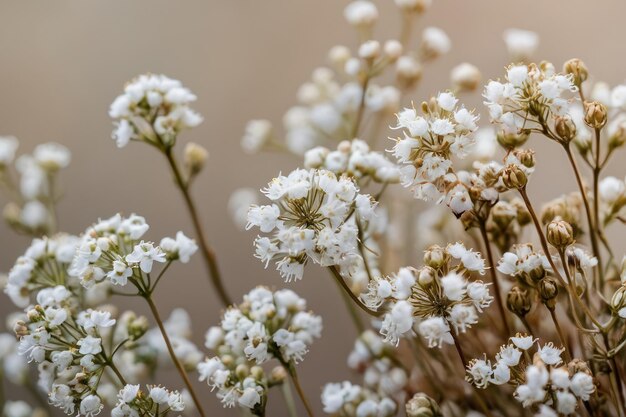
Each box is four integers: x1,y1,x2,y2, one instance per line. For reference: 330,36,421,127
1,0,626,415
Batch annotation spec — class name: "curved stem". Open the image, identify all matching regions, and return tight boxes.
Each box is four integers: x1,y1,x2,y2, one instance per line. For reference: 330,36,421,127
144,294,207,417
478,221,512,337
564,144,604,288
328,266,381,317
286,364,315,417
547,307,572,362
163,147,232,307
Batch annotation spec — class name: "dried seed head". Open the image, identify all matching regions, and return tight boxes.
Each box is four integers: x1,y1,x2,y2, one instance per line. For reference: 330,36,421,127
405,392,443,417
547,220,575,249
583,101,608,129
563,58,589,86
184,142,209,176
539,277,559,308
497,130,529,150
555,115,577,143
423,245,448,269
507,286,532,317
502,164,528,189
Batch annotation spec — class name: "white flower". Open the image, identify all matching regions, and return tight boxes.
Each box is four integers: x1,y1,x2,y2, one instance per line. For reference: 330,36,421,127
437,92,458,111
448,304,478,333
491,360,511,385
107,259,133,286
246,205,280,233
77,336,102,355
241,119,272,154
440,272,466,301
447,243,486,274
238,386,262,409
467,359,492,388
79,395,103,417
599,176,625,206
119,384,141,403
555,390,577,415
0,136,19,165
380,301,414,345
418,316,453,348
422,27,451,56
510,334,536,350
321,382,361,413
496,344,522,367
570,372,595,400
20,200,48,229
125,241,166,273
33,142,71,172
344,0,378,27
514,365,548,407
538,342,564,366
503,28,539,61
159,231,198,263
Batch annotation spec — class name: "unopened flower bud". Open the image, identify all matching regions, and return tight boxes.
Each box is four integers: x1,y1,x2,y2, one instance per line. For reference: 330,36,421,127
383,40,403,60
584,101,608,129
236,364,250,379
3,202,21,227
250,365,264,380
497,130,529,150
555,116,577,142
502,165,528,189
358,40,381,60
424,245,448,269
396,56,423,88
611,286,626,315
514,149,535,169
568,359,592,375
418,267,436,288
329,45,351,69
609,122,626,151
269,366,287,384
491,202,517,229
547,220,574,249
184,142,209,177
128,315,149,341
507,286,532,317
406,392,442,417
539,277,559,309
563,59,588,86
13,320,28,337
27,306,44,323
450,63,481,92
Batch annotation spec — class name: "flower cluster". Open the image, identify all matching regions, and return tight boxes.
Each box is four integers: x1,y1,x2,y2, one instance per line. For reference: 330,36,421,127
109,74,203,148
247,168,377,281
198,287,322,414
241,0,452,156
390,92,479,214
0,137,70,234
321,381,397,417
467,334,595,415
361,242,491,347
304,139,400,184
111,384,185,417
484,63,577,138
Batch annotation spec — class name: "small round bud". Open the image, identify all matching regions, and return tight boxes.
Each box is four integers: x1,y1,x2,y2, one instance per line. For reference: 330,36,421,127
554,115,577,142
13,320,28,337
497,130,529,149
511,198,532,226
539,277,559,309
344,1,379,29
514,149,535,169
507,286,532,317
236,364,250,379
611,285,626,315
250,365,265,380
547,220,575,249
184,142,209,176
396,56,423,88
329,45,352,68
128,315,149,341
269,366,287,384
563,59,588,86
423,245,448,269
383,40,403,60
3,202,21,227
345,58,362,77
501,164,528,189
358,40,381,60
584,101,608,129
406,392,442,417
450,63,481,92
418,267,436,288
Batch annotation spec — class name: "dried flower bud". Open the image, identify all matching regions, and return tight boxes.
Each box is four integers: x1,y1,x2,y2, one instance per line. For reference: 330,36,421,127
269,366,287,384
555,116,577,142
383,40,403,60
406,392,442,417
563,58,588,86
450,63,481,92
491,201,517,229
584,101,608,129
507,286,532,317
329,45,351,69
547,220,575,249
3,202,21,227
514,149,535,169
358,40,381,60
539,277,559,309
497,130,529,150
13,320,28,337
611,285,626,315
568,359,592,375
609,122,626,151
423,245,448,269
184,142,209,177
502,165,528,189
418,267,436,288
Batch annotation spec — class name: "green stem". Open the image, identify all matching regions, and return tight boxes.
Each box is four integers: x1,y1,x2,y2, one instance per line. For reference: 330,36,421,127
163,147,232,307
145,294,206,417
286,364,315,417
281,382,299,417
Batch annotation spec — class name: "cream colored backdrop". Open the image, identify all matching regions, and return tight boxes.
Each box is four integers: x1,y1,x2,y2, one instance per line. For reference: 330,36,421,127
1,1,625,415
